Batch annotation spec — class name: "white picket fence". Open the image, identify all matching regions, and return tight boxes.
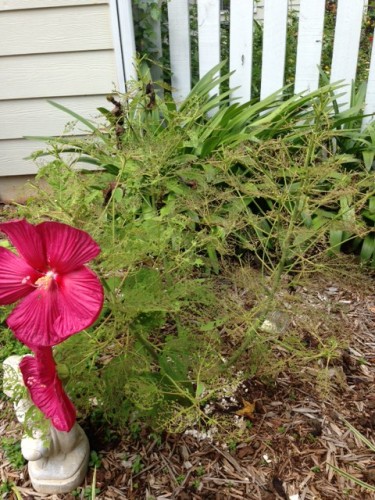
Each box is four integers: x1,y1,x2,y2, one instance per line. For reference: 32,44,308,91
111,0,375,127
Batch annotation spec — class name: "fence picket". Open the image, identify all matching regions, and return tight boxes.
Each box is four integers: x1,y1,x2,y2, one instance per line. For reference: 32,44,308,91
229,0,253,104
197,0,220,93
260,0,288,100
294,0,325,94
330,0,364,109
363,33,375,128
167,0,191,104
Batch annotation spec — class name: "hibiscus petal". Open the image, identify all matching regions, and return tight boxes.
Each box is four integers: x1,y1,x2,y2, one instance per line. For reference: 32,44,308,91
7,267,103,347
20,347,76,432
0,247,40,305
7,281,64,347
37,221,101,273
54,266,104,336
0,219,46,271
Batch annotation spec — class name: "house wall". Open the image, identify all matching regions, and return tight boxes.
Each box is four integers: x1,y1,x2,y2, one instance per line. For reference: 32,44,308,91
0,0,118,200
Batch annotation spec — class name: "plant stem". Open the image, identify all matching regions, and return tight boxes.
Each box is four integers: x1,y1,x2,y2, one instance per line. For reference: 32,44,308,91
132,329,160,363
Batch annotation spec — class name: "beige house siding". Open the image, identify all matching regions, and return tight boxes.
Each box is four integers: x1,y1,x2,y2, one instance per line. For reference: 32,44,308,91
0,0,118,188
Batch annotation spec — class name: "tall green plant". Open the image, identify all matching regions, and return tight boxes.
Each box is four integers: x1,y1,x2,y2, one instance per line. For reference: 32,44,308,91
21,67,374,433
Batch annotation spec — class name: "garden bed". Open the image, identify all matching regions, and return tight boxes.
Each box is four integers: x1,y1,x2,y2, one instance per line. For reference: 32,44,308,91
1,225,374,499
0,69,374,499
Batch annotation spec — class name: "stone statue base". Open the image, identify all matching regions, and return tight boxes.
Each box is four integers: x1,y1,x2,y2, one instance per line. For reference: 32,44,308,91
28,424,90,494
3,355,90,494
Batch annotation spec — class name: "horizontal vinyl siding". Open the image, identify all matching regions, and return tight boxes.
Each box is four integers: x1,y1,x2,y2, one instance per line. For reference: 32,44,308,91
0,96,109,140
0,0,107,11
0,1,118,181
0,5,113,56
0,139,56,176
0,137,89,177
0,51,117,100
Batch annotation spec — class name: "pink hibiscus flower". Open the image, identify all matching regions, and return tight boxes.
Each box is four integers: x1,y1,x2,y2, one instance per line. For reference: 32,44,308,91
20,346,76,432
0,219,103,348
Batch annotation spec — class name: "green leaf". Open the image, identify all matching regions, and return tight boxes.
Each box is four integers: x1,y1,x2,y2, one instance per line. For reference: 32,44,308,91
360,234,375,262
47,100,99,132
362,211,375,223
342,418,375,453
199,321,217,332
195,382,206,398
24,135,57,142
339,195,355,222
96,106,112,119
104,276,122,293
150,4,160,21
165,180,188,195
123,268,166,313
328,464,375,492
158,335,190,385
315,209,336,220
362,150,375,171
77,156,101,166
78,158,119,175
113,187,124,202
172,154,198,165
206,245,220,274
179,61,231,114
329,230,344,253
102,164,119,175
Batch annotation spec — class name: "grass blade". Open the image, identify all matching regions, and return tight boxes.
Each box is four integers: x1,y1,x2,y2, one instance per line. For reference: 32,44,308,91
328,464,375,491
342,419,375,452
47,100,106,137
360,234,375,262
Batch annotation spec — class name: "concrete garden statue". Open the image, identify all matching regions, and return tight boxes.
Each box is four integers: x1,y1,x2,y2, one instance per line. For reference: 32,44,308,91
0,219,104,494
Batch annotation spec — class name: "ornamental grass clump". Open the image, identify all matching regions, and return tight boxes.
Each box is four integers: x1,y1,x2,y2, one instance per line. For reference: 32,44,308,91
0,219,103,431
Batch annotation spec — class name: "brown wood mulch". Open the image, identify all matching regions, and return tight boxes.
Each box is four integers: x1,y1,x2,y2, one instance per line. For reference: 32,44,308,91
0,204,374,500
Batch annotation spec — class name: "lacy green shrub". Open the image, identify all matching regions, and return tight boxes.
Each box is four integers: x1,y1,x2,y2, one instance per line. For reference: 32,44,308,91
18,68,374,432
